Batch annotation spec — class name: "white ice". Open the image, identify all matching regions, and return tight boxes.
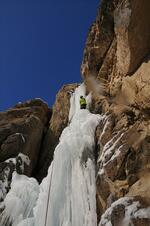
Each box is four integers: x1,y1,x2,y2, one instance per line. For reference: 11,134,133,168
0,84,101,226
0,172,39,226
34,84,101,226
69,83,92,121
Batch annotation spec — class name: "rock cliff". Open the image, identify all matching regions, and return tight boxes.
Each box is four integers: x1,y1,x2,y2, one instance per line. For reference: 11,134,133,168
0,84,78,201
0,99,51,200
0,0,150,225
81,0,150,225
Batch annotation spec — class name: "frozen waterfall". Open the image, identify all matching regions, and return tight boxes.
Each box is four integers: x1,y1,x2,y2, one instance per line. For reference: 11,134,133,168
0,84,101,226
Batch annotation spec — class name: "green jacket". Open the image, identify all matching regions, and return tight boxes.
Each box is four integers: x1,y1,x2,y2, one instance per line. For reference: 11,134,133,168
80,97,86,105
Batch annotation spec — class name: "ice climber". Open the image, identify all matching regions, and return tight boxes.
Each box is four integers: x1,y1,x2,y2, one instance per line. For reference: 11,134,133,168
80,96,87,109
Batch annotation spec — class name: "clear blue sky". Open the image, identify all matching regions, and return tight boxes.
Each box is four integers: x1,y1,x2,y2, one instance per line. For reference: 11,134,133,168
0,0,99,110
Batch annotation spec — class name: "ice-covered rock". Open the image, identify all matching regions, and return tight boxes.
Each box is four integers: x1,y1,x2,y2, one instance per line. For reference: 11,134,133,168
99,197,150,226
0,84,101,226
0,172,39,226
34,84,101,226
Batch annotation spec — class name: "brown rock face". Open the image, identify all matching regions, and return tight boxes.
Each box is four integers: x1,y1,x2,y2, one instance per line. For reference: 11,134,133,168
115,0,150,75
0,99,51,178
81,0,119,79
36,84,78,181
0,83,80,204
82,0,150,224
82,0,150,105
0,83,79,195
50,84,78,140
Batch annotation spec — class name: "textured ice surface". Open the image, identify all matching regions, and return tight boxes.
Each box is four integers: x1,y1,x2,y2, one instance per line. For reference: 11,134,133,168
34,84,101,226
0,84,101,226
0,172,39,226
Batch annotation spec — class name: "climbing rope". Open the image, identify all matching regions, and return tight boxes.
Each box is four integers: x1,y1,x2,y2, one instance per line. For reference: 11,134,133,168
44,162,54,226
